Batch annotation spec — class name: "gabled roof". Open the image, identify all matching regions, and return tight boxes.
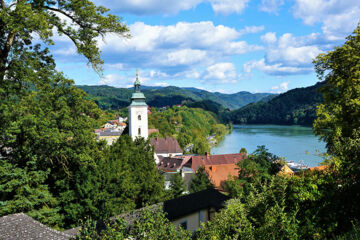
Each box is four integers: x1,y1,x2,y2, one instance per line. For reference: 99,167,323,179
0,213,72,240
150,137,183,154
190,153,246,171
204,163,239,190
163,188,230,221
157,155,192,172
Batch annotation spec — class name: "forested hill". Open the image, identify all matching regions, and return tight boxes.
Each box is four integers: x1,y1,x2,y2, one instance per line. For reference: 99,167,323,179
227,81,325,125
76,85,274,110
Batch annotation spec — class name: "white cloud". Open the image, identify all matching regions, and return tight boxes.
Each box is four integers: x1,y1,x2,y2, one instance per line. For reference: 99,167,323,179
270,81,289,93
153,82,170,87
261,32,277,44
293,0,360,41
244,58,313,75
259,0,284,14
210,0,250,15
247,32,322,76
95,0,250,15
96,21,262,78
202,62,238,83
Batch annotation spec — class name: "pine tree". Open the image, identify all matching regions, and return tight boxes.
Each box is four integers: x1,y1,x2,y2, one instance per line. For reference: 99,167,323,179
189,167,213,193
169,173,186,198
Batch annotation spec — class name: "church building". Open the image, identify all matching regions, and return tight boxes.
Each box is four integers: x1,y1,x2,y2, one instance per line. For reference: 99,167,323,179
129,70,148,140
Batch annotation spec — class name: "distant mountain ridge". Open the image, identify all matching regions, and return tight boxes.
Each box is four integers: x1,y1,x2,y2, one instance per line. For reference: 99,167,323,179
77,85,274,110
227,81,325,125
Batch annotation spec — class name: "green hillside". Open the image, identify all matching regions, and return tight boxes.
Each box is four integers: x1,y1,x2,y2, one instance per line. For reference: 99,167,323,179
227,81,325,125
76,85,273,110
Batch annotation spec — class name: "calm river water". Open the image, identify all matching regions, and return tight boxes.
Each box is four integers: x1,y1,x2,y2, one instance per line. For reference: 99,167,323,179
211,125,327,167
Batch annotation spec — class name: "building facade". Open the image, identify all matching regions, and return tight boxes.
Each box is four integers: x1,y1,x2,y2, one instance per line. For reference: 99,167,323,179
129,70,148,140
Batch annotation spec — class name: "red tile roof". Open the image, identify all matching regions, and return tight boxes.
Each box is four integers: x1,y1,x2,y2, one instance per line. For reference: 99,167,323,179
150,137,183,154
190,153,246,171
204,164,239,190
148,129,159,135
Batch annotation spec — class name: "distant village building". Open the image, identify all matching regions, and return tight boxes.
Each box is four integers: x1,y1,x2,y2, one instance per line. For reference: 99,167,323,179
148,128,159,136
150,137,183,163
204,163,239,190
94,120,126,145
157,155,194,189
97,128,124,145
129,69,148,140
190,152,247,171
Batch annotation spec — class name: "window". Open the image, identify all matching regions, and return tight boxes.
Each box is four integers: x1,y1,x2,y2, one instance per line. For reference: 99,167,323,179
199,210,204,223
180,220,187,230
138,115,141,120
138,127,141,136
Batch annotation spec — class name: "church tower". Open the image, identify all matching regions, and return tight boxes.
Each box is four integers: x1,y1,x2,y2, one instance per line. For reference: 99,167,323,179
129,69,148,140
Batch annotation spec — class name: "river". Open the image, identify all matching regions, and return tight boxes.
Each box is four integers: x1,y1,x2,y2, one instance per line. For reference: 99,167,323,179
211,124,327,167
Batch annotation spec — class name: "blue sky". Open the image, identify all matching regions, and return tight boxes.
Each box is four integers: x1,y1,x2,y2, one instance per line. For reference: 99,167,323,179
50,0,359,93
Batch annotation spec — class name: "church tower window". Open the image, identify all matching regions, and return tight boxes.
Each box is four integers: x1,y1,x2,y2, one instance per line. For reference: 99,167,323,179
138,127,141,136
138,115,141,120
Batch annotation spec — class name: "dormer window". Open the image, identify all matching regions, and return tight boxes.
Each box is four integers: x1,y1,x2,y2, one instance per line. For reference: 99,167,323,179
138,115,141,120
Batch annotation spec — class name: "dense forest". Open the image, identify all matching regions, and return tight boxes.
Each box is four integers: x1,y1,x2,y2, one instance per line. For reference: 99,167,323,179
226,81,325,125
79,82,325,126
77,85,273,110
148,106,230,154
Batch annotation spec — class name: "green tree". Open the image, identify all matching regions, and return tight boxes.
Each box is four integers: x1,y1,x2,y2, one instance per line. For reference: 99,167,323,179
0,0,129,80
189,167,213,193
313,24,360,185
240,147,248,154
0,0,129,228
103,135,166,212
169,173,186,198
196,177,300,240
76,207,192,240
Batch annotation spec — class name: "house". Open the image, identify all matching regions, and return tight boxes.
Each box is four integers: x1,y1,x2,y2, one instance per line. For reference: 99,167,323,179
277,164,294,176
97,128,124,145
148,128,159,136
204,163,239,190
163,188,230,231
116,188,230,232
190,152,247,171
157,155,194,190
150,137,183,158
0,213,75,240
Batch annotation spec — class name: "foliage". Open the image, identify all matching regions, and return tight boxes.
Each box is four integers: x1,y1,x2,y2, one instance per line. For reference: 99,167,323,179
313,24,360,187
98,135,166,218
148,106,227,153
76,207,192,240
168,173,186,198
225,146,282,197
196,177,300,240
0,0,129,78
189,167,214,193
227,82,324,125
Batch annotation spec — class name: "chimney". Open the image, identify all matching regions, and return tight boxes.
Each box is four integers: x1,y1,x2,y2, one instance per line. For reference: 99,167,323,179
205,152,210,158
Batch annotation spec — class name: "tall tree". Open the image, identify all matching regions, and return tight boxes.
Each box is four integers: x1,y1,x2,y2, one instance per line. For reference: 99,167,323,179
103,135,166,212
0,0,129,228
189,167,213,193
0,0,129,82
168,173,186,198
313,24,360,185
